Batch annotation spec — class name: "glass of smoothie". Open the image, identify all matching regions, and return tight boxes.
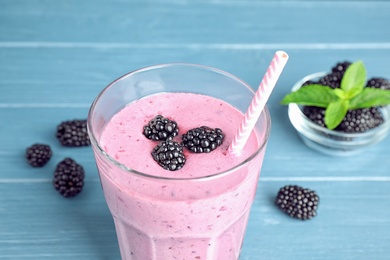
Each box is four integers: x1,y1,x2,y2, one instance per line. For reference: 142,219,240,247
87,63,271,260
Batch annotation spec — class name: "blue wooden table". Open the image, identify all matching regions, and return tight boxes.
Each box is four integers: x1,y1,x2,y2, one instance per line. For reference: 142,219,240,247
1,1,390,259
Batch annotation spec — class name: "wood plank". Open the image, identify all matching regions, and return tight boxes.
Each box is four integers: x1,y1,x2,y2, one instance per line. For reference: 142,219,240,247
1,48,390,104
1,1,389,43
0,181,119,259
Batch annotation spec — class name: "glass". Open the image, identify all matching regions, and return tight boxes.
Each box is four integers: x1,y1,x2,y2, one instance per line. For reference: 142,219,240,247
87,63,271,259
288,72,390,156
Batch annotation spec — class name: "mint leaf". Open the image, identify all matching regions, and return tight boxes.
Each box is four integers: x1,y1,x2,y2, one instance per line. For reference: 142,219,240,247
325,99,349,130
340,60,366,99
333,88,346,99
349,88,390,109
281,84,338,107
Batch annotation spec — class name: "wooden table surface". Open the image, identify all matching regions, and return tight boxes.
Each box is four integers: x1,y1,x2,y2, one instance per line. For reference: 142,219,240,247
1,1,390,259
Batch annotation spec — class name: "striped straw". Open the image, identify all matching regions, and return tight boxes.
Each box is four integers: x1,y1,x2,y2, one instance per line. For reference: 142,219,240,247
228,51,289,155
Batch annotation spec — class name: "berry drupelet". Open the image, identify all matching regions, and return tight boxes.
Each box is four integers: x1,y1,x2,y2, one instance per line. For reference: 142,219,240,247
366,77,390,90
56,119,91,147
275,185,319,220
319,72,343,89
53,158,85,198
182,126,224,153
151,140,186,171
302,106,326,128
143,115,179,141
25,144,52,167
331,61,351,75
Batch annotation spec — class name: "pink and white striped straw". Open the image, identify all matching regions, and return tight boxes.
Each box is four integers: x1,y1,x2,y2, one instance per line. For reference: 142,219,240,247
228,51,289,155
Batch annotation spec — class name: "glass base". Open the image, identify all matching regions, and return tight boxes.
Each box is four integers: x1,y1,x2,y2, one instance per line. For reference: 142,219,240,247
113,211,250,260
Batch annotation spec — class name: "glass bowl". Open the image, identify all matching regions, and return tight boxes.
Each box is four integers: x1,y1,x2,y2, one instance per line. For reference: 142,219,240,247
288,72,390,156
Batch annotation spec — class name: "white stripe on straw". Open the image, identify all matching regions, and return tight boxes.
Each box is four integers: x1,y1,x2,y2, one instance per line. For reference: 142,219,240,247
228,51,289,155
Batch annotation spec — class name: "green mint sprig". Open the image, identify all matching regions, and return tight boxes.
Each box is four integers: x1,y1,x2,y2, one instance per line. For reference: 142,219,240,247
281,61,390,130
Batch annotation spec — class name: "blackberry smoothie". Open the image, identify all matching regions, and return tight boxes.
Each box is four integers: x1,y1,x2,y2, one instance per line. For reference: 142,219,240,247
88,64,271,260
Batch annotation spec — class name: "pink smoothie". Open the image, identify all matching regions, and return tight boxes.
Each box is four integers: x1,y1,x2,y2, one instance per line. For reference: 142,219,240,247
96,92,268,260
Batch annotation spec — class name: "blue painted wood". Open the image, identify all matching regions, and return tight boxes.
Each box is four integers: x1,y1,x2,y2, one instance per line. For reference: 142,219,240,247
1,0,390,259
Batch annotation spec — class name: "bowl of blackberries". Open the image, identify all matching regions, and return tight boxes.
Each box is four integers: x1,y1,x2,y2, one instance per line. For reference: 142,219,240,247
282,60,390,156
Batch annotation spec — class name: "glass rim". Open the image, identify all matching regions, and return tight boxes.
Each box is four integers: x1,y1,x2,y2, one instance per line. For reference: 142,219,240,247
87,62,271,181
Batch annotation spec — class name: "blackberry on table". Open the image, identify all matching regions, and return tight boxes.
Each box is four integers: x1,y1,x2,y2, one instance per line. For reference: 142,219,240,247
366,77,390,90
53,158,85,198
152,140,186,171
143,115,179,141
25,144,52,167
335,107,384,133
275,185,319,220
182,126,224,153
56,119,90,147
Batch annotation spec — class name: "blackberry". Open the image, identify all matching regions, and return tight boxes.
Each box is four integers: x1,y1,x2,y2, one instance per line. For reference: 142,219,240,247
56,119,90,147
319,72,342,89
302,106,326,128
25,144,52,167
366,77,390,90
53,158,85,198
331,61,351,75
303,106,384,133
335,107,384,133
143,115,179,141
151,140,186,171
182,126,224,153
275,185,319,220
303,62,351,89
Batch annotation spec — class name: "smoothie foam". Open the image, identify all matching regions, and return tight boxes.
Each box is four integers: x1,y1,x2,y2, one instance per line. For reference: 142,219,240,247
96,92,268,259
100,92,260,179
